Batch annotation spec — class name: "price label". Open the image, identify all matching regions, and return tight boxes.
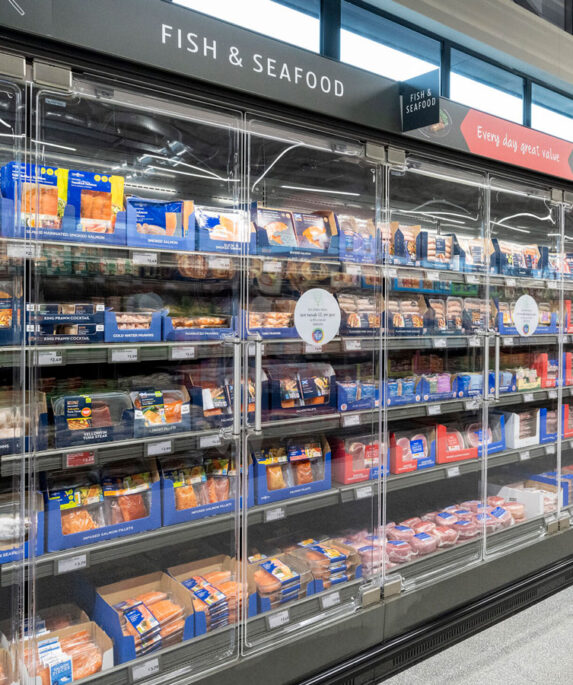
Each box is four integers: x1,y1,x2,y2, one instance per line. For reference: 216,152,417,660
146,440,172,457
263,260,282,273
342,414,360,428
546,444,556,455
503,337,514,346
320,591,341,610
170,346,196,360
427,404,441,416
264,507,286,523
561,335,569,345
523,393,534,403
305,344,323,353
387,268,398,278
56,553,87,575
433,338,447,348
505,277,517,287
131,658,160,682
464,398,480,411
266,609,290,630
446,466,461,478
425,271,439,282
548,280,559,290
344,339,362,351
345,263,361,276
465,274,480,284
37,350,62,366
200,434,221,449
548,389,558,400
469,337,481,348
132,251,158,266
208,256,231,270
520,450,531,461
355,485,373,500
65,451,96,469
569,440,573,450
110,348,138,363
7,243,38,259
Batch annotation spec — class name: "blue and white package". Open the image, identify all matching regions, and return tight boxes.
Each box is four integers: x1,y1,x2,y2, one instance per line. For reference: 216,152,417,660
126,197,194,249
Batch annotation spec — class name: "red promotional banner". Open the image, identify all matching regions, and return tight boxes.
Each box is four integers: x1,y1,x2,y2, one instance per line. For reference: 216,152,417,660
460,109,573,181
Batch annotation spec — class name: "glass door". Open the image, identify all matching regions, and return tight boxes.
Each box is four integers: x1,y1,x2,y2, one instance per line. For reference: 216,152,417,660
485,176,562,556
562,201,573,521
26,77,243,682
386,157,488,591
243,117,383,652
0,77,27,685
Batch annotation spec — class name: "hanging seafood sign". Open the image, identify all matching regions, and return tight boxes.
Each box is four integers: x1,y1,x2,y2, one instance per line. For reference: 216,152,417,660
294,288,340,346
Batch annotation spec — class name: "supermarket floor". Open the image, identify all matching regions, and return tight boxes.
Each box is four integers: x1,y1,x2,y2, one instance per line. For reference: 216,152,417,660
383,585,573,684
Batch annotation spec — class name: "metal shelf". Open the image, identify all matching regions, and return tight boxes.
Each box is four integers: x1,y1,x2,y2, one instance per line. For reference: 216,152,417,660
0,428,232,477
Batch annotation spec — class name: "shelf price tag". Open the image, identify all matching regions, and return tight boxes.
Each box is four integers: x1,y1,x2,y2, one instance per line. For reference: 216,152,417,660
131,658,160,682
560,335,569,345
425,270,439,282
519,450,531,461
37,350,63,366
65,451,96,469
345,263,361,276
547,280,559,290
266,609,290,631
503,337,514,346
264,507,286,523
569,440,573,450
387,268,398,278
469,336,481,348
523,393,534,403
170,346,196,360
355,485,373,500
427,404,441,416
464,398,480,411
505,277,517,287
545,444,556,455
200,433,221,449
56,553,87,575
208,256,231,270
548,389,558,400
146,440,172,457
342,414,361,428
465,274,480,285
446,466,461,478
305,344,323,353
132,251,158,266
7,243,39,259
320,591,341,610
109,348,138,363
263,260,282,273
343,339,362,352
433,338,447,349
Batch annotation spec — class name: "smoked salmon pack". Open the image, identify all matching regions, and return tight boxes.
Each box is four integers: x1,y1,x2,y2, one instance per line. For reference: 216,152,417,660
44,462,161,552
93,572,195,664
169,555,252,631
126,197,196,250
248,553,313,612
18,621,113,685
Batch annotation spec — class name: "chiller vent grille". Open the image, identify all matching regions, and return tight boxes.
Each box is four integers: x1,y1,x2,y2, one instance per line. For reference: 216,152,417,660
392,587,538,669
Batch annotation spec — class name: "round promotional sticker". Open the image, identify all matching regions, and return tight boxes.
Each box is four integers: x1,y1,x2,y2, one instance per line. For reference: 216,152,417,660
294,288,341,346
512,294,538,337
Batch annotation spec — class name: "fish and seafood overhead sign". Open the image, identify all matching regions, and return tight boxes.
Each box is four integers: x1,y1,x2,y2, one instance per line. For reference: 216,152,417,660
1,0,573,182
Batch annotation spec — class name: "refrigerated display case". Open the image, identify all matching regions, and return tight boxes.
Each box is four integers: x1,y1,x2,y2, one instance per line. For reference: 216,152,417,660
0,15,572,685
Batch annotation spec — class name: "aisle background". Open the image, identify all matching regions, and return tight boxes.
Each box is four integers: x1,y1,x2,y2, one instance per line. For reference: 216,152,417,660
384,585,573,684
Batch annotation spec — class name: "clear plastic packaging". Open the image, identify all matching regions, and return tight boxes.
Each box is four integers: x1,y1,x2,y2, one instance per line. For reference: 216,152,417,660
48,473,106,536
102,463,152,524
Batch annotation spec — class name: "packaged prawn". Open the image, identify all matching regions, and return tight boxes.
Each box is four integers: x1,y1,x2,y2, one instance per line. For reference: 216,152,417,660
20,621,113,683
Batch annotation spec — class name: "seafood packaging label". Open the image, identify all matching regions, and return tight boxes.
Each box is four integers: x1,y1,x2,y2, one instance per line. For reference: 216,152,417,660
260,558,300,584
67,170,125,234
129,198,194,238
256,208,298,248
292,213,333,251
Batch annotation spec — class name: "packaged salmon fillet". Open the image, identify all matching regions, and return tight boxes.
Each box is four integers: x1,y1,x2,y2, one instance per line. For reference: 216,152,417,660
48,474,106,536
102,464,152,524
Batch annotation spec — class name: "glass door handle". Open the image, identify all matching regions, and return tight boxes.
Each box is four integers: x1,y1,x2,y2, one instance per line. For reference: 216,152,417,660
248,335,263,433
232,337,241,438
494,332,501,401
